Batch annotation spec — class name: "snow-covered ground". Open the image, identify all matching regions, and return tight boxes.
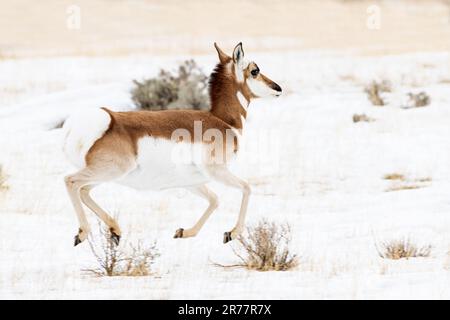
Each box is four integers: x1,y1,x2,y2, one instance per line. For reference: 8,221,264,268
1,51,450,299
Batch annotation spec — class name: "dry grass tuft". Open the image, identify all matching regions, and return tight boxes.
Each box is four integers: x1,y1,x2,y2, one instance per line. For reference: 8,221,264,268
226,220,298,271
365,80,391,106
352,113,374,123
405,92,431,108
416,177,432,183
383,173,405,181
376,238,431,260
84,224,159,277
386,185,421,192
340,74,357,82
0,165,8,191
384,174,431,192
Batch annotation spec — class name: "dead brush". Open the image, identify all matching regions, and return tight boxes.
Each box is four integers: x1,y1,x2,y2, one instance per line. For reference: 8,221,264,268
365,80,391,106
224,220,298,271
84,224,159,277
376,238,432,260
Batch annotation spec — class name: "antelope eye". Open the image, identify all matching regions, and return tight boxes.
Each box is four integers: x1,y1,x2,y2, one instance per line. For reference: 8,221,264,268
251,69,259,76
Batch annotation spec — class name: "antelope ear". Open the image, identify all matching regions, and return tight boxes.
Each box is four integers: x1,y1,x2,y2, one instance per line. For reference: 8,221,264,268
214,42,231,64
232,42,244,64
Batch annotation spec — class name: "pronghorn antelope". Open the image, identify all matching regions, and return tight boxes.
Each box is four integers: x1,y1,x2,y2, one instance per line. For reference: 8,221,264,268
63,42,282,246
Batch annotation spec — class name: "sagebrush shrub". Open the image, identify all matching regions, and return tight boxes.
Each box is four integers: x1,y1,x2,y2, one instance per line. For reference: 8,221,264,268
131,59,209,111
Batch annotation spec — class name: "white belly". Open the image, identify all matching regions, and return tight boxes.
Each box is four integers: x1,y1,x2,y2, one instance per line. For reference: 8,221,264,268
117,137,212,190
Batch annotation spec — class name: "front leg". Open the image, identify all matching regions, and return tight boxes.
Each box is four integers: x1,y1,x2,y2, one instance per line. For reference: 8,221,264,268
174,185,219,239
205,166,251,243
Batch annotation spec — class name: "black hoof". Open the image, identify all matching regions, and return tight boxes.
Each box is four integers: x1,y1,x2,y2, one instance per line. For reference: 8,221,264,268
223,232,232,244
110,230,121,246
174,228,184,239
74,235,82,247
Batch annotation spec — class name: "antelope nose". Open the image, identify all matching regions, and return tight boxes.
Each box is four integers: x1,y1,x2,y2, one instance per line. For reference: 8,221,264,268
272,83,282,93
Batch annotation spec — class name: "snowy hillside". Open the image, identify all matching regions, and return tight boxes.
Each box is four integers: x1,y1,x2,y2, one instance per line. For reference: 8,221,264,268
0,51,449,299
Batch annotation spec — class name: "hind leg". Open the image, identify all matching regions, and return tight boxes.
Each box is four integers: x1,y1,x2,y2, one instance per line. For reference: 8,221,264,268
64,125,137,246
64,160,135,246
80,184,121,245
64,170,94,246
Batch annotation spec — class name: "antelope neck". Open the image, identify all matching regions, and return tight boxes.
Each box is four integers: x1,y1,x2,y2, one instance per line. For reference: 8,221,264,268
208,62,251,130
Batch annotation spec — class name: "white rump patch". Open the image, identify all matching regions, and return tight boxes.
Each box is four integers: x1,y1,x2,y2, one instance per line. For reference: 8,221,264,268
62,108,111,168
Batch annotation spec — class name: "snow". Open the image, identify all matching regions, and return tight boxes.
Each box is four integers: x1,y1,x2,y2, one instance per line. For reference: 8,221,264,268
0,51,449,299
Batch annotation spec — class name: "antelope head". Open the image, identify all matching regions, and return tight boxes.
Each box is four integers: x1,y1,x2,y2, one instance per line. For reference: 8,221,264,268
214,42,283,99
